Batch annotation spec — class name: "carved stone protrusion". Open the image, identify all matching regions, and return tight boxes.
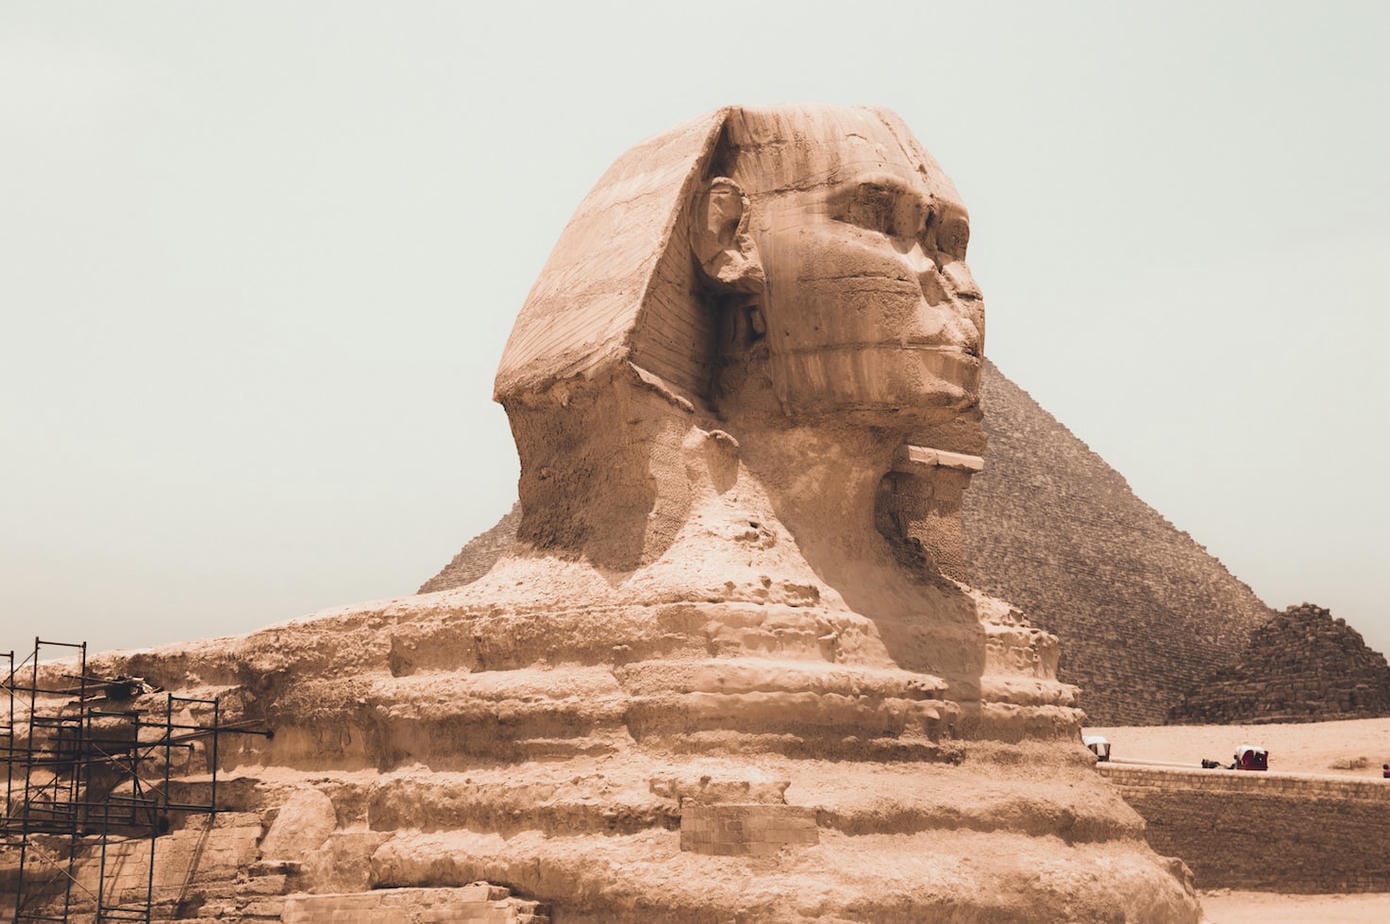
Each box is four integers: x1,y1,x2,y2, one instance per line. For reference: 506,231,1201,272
691,176,764,294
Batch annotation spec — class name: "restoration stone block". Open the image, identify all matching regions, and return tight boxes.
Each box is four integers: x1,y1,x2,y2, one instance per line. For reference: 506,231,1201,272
680,803,819,856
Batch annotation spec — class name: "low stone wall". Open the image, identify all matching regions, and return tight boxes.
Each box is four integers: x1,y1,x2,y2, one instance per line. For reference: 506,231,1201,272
1100,763,1390,892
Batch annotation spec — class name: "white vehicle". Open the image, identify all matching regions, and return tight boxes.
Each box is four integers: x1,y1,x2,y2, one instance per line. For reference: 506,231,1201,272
1082,735,1111,762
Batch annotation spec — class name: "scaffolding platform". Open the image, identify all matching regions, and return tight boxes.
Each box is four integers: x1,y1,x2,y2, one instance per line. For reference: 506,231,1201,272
1,638,271,923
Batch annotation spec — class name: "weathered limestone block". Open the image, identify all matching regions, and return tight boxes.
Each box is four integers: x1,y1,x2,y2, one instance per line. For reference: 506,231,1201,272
259,787,337,862
302,830,392,893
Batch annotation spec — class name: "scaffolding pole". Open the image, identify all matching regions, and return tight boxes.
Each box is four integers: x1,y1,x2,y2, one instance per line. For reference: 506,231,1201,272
1,637,271,924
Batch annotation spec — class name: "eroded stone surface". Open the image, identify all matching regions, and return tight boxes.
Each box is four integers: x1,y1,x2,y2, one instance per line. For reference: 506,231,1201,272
259,788,337,864
423,358,1283,726
282,884,549,924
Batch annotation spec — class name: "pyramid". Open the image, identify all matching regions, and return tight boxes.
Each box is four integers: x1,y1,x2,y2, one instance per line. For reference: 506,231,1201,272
1169,603,1390,724
426,360,1275,725
960,360,1274,724
420,503,521,592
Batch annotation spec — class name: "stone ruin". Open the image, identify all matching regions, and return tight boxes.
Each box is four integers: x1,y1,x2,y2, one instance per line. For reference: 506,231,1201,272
2,105,1202,921
1170,603,1390,724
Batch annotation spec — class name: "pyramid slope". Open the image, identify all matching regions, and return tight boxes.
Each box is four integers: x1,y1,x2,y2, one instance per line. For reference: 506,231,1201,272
423,361,1275,725
420,502,522,593
961,360,1272,724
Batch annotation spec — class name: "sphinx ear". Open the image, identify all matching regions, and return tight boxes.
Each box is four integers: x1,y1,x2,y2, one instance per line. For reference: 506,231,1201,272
691,177,764,293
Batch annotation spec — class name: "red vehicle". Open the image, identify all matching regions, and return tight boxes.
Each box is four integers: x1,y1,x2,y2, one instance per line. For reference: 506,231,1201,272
1233,745,1268,771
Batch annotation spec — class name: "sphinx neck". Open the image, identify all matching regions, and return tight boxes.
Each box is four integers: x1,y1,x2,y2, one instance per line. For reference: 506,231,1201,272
728,417,910,586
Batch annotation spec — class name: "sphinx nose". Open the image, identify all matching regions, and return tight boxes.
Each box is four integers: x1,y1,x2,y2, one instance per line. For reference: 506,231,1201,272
942,261,981,301
907,244,935,274
915,260,937,289
909,254,946,300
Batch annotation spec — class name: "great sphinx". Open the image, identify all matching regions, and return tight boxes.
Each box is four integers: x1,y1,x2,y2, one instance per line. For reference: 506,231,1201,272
25,106,1201,922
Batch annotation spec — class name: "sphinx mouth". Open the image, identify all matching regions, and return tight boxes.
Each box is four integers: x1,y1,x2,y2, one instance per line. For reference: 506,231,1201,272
898,341,983,366
782,342,980,360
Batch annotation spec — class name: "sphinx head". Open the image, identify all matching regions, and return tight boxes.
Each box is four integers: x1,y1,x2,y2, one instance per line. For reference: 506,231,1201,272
493,106,985,566
695,107,983,426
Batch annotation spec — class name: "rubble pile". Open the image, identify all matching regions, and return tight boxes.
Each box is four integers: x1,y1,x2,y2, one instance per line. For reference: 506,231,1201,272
1171,603,1390,724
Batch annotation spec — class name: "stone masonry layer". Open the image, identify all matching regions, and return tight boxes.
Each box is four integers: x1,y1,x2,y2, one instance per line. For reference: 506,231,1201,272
678,803,819,857
1099,763,1390,892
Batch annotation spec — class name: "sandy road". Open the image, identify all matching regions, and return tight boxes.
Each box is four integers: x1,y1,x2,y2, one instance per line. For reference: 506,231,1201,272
1085,716,1390,778
1201,890,1390,923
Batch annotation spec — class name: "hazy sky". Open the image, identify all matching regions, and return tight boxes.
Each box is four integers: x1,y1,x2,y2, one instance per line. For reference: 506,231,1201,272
3,2,1388,661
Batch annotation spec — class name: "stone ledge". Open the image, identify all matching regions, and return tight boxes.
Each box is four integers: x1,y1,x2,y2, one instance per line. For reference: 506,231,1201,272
282,884,548,924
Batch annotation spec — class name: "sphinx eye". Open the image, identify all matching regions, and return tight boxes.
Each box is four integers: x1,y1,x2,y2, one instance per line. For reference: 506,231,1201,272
835,180,931,242
921,209,939,246
845,182,898,235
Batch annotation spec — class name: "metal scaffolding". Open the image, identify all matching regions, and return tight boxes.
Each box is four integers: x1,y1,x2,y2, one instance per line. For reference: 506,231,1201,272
1,637,271,923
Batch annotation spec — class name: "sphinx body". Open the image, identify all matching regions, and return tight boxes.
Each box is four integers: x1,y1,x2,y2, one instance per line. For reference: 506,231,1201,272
29,107,1200,922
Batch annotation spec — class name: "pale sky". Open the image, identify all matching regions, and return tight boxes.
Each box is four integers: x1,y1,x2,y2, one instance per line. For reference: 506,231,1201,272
3,2,1388,661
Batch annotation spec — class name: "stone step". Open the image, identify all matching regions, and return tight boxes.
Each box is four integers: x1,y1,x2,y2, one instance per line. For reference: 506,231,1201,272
221,656,978,770
354,758,1136,843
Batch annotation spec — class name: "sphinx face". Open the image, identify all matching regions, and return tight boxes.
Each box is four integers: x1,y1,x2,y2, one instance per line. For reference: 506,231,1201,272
732,115,984,426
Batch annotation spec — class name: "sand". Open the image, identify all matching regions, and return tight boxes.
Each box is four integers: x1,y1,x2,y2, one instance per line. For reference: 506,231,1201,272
1201,890,1390,923
1086,716,1390,778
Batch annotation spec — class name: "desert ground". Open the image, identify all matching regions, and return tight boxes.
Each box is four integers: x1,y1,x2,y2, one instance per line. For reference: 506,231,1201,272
1200,890,1390,923
1087,716,1390,777
1091,718,1390,922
